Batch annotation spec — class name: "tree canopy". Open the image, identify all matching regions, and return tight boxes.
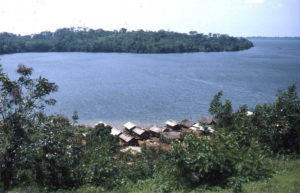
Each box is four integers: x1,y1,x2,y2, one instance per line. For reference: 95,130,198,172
0,28,253,54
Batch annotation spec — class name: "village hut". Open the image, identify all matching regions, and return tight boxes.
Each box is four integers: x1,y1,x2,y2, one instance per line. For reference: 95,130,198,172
119,133,137,146
124,122,136,131
180,119,195,128
199,117,217,125
207,126,215,133
149,125,165,137
189,123,204,135
190,123,205,131
165,120,180,130
111,127,122,136
132,127,149,139
162,131,181,142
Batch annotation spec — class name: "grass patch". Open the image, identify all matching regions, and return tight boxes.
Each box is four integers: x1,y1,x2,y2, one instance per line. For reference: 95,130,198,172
242,158,300,193
7,158,300,193
203,158,300,193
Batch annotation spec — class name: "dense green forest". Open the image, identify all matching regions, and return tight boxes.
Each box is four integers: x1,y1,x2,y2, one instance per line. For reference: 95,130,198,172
0,64,299,192
0,28,253,54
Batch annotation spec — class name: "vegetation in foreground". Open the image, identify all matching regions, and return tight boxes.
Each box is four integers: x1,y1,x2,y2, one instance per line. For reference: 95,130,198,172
0,27,253,54
8,158,299,193
0,64,299,192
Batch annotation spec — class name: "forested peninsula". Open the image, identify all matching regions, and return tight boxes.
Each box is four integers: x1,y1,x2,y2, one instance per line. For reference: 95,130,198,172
0,27,253,54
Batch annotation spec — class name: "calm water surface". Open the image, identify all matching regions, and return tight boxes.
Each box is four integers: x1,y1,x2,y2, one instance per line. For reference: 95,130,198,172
1,39,300,128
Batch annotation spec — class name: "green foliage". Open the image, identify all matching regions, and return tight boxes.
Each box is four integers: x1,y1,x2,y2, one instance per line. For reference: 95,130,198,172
0,28,253,54
209,91,223,115
156,129,271,192
249,85,300,154
29,115,82,190
0,65,121,190
0,64,59,189
209,85,300,154
78,123,122,188
209,91,233,128
6,158,300,193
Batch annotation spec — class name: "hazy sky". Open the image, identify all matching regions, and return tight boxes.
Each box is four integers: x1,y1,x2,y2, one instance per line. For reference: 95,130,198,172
0,0,299,36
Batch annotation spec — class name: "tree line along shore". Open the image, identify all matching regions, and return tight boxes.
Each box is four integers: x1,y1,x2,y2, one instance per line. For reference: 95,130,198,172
0,27,253,54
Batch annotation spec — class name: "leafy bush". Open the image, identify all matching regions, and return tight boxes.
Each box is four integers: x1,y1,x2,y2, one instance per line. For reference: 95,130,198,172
155,129,271,192
209,85,300,154
78,123,122,189
253,85,300,154
0,64,58,189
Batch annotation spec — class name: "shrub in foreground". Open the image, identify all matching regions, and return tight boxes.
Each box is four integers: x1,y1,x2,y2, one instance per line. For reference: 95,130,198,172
154,128,272,192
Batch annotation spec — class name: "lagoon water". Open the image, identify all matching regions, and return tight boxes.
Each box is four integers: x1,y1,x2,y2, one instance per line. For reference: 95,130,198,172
1,39,300,128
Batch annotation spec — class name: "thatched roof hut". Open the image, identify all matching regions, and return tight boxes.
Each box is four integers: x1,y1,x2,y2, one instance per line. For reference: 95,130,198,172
180,119,195,128
207,127,215,133
132,127,149,139
199,117,216,125
124,122,136,130
111,128,122,136
165,120,178,127
190,123,204,131
119,133,137,146
149,125,164,133
149,125,165,137
162,131,181,141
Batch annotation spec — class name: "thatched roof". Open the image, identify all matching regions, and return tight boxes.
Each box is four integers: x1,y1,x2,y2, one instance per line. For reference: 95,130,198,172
207,127,215,133
165,120,178,127
124,122,136,130
119,133,134,142
180,119,195,128
149,125,164,133
132,127,146,136
162,131,181,140
190,123,204,131
111,128,122,136
199,117,216,125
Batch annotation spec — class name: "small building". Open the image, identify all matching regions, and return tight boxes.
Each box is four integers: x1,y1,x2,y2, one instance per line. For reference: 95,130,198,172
111,127,122,136
124,122,136,131
207,127,215,133
180,119,195,128
190,123,205,131
199,117,217,125
132,127,149,139
162,131,181,142
165,120,180,130
119,133,137,146
149,125,165,137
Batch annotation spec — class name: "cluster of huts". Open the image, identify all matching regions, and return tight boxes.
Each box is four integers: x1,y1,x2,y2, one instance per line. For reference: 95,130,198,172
106,117,216,154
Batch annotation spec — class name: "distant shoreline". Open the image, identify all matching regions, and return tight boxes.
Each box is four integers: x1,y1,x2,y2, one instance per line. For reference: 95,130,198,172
0,27,253,54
